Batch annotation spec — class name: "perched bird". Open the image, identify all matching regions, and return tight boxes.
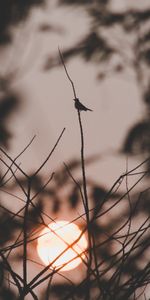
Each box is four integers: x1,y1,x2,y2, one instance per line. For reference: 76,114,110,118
74,98,93,112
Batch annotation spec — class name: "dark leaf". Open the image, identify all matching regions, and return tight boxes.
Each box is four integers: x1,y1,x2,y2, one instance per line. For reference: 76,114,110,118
0,94,19,120
27,199,43,227
0,124,12,148
0,262,4,286
69,186,79,208
122,121,150,155
80,32,114,63
139,31,150,45
0,211,21,246
135,189,150,214
52,197,60,213
90,221,102,238
50,284,74,298
140,49,150,65
0,286,16,300
144,86,150,105
92,186,107,204
59,0,96,6
0,93,20,148
0,0,46,45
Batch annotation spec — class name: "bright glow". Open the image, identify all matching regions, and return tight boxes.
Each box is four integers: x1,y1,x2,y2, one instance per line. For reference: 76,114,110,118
37,221,88,271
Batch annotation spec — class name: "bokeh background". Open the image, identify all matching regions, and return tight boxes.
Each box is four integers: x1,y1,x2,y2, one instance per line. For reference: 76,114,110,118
0,0,150,299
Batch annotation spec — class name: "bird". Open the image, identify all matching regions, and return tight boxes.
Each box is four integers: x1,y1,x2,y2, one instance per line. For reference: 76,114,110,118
74,98,93,112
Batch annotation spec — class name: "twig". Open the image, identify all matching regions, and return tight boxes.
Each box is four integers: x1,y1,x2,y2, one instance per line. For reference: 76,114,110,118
33,127,65,177
58,47,93,299
58,47,77,99
0,135,36,184
63,162,86,211
23,178,31,287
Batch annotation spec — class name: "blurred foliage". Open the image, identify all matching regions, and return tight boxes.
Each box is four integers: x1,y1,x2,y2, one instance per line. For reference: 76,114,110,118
44,2,150,172
0,210,21,246
0,262,4,286
0,0,46,45
123,120,150,155
0,285,16,300
0,1,150,299
0,156,149,299
58,0,110,8
0,93,20,149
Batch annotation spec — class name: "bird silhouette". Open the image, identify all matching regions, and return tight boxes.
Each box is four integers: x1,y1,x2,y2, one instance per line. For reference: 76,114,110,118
74,98,93,112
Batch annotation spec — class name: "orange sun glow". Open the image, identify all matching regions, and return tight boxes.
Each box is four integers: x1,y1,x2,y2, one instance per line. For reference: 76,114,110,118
37,220,88,271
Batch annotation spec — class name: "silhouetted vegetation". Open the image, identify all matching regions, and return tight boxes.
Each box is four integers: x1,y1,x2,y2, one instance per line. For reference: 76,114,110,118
44,1,150,175
0,1,150,299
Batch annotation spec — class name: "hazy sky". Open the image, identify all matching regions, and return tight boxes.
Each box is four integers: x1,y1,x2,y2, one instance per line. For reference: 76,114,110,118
1,0,148,189
0,1,150,298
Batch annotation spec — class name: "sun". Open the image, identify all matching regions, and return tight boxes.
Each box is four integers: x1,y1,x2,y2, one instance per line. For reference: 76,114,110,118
37,220,88,271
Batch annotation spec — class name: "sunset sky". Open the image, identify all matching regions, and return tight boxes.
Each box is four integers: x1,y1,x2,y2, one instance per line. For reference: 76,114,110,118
0,1,150,299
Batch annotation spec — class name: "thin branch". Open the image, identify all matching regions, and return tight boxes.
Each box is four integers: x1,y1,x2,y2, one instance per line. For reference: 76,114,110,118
23,178,31,286
0,148,29,178
0,135,36,184
0,163,22,187
33,127,65,177
0,251,22,294
31,172,55,201
59,46,93,298
58,47,77,99
63,162,86,211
